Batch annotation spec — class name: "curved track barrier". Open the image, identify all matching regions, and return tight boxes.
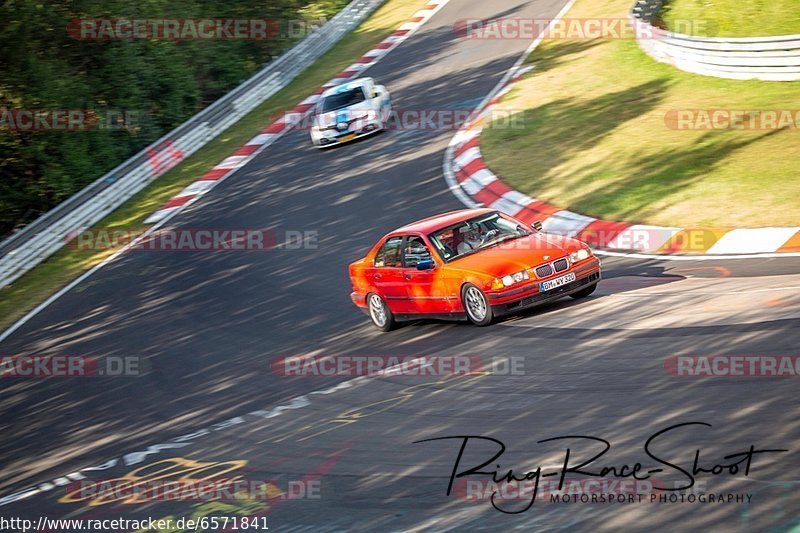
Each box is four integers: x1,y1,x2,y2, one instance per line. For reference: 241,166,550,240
631,0,800,81
0,0,385,289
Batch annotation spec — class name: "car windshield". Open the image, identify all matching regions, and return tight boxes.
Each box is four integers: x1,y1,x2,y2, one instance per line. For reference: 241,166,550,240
428,212,531,262
320,87,367,113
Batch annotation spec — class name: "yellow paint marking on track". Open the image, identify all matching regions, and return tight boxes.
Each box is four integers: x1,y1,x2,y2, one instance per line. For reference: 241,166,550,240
269,373,486,443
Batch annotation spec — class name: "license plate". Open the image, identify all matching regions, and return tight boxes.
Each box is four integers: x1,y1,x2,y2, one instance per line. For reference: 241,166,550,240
540,272,576,292
339,133,357,142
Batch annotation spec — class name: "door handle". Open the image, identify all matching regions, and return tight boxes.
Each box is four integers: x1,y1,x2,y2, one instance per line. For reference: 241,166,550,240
405,274,412,280
374,273,382,279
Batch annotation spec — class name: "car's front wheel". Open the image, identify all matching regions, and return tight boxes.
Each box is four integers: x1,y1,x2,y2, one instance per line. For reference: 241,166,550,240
368,293,396,332
462,283,493,326
570,282,598,300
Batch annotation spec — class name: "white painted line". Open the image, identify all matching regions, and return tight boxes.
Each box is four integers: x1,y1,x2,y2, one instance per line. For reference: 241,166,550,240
177,180,217,197
502,190,535,207
247,133,276,145
606,224,680,252
452,127,483,148
453,146,481,169
490,197,525,216
215,156,249,169
363,48,388,58
541,210,595,237
0,16,468,503
490,190,535,216
143,206,182,225
461,178,488,196
493,85,513,100
0,0,453,345
512,65,535,79
707,227,800,254
467,168,497,187
595,249,800,260
443,0,579,213
440,0,800,260
0,342,459,507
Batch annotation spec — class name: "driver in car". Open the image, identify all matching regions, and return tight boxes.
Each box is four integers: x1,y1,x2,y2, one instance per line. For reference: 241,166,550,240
457,226,484,255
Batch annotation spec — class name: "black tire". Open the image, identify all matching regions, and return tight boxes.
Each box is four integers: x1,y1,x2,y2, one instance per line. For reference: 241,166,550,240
570,282,598,300
461,283,493,326
367,293,396,332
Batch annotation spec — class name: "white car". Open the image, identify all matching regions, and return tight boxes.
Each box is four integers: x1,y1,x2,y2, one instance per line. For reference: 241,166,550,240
310,77,391,148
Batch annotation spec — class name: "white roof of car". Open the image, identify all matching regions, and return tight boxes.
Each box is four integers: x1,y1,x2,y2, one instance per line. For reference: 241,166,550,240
320,77,373,98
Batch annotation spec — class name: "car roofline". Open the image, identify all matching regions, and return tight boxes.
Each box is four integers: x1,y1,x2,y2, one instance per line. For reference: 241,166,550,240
320,77,373,98
392,208,496,235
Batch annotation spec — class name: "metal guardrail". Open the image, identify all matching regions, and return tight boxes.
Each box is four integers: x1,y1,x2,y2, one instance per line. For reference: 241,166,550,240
0,0,385,289
631,0,800,81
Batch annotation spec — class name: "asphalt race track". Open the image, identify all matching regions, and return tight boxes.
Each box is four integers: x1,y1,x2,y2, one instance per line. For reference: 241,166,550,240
1,0,799,531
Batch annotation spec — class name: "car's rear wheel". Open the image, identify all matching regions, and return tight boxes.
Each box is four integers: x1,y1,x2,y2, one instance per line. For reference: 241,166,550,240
368,293,396,332
570,282,598,300
462,284,493,326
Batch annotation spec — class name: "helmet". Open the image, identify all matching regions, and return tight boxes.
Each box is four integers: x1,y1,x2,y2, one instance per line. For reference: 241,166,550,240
465,228,481,242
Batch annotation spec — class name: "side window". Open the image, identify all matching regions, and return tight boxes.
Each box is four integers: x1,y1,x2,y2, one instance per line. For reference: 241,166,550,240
431,229,455,260
403,236,433,268
374,237,402,268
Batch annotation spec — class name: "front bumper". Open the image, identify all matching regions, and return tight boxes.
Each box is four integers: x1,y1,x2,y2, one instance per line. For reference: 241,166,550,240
488,259,601,317
312,122,382,147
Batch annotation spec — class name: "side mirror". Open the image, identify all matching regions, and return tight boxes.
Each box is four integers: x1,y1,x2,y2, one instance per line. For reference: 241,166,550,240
532,220,543,232
416,259,436,271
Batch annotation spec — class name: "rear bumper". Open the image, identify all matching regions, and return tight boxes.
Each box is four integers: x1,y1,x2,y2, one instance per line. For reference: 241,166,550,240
490,260,601,317
351,291,368,309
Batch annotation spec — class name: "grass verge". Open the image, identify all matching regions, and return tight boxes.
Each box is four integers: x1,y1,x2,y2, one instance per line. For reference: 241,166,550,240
0,0,427,333
481,0,800,229
661,0,800,37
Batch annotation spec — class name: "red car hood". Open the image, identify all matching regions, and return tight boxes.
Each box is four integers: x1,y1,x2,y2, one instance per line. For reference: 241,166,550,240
446,233,580,279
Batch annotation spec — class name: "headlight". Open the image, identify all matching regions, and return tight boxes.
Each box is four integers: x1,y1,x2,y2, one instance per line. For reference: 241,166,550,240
492,269,530,290
569,248,592,263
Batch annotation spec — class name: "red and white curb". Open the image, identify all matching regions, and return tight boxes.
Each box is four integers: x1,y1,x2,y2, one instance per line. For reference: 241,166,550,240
443,0,800,257
0,0,451,345
145,0,451,225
